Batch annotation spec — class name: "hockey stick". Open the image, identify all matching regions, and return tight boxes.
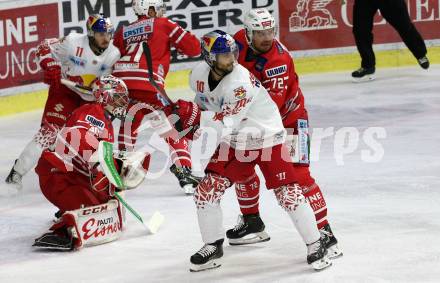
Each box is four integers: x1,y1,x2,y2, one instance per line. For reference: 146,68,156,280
61,78,93,94
99,141,164,234
141,41,183,132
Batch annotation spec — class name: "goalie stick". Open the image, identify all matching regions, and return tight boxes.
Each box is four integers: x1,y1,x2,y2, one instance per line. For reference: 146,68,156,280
99,141,164,234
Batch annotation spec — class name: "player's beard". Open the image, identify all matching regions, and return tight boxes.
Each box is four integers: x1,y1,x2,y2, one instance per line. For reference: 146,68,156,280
213,62,235,77
253,40,273,54
89,37,110,55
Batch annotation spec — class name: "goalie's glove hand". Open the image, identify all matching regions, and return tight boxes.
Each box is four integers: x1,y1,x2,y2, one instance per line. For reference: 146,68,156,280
40,58,61,88
173,99,201,140
91,169,115,196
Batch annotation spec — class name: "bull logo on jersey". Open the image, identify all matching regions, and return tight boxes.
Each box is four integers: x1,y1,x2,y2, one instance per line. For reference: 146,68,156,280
289,0,337,32
233,86,247,99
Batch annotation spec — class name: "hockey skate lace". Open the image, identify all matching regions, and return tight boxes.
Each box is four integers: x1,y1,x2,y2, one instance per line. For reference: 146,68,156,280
232,215,245,232
320,228,332,238
197,244,216,257
307,239,321,255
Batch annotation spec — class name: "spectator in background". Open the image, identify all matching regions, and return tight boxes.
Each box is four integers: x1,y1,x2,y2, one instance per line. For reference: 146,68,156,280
352,0,429,82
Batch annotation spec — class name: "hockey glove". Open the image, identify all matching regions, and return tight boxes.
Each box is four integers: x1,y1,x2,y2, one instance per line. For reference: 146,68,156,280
174,99,201,140
40,58,61,88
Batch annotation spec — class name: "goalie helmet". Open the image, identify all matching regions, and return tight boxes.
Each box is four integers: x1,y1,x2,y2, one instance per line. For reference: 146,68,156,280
86,14,114,38
243,8,276,45
92,75,129,110
132,0,166,17
201,30,238,68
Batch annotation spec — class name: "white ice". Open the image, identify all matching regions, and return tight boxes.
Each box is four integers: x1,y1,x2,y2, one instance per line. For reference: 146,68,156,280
1,66,440,283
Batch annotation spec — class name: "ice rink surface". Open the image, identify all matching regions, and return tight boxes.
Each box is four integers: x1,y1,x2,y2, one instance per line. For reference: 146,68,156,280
1,66,439,283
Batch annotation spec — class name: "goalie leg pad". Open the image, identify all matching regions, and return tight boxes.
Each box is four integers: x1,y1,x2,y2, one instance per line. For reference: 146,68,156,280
50,199,124,249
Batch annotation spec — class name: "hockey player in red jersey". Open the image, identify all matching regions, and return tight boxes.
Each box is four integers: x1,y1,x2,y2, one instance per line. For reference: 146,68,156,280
226,8,342,258
112,0,202,194
5,14,120,192
32,75,130,250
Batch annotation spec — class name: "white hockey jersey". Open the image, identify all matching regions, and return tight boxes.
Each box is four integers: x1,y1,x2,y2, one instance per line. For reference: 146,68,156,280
190,62,286,150
38,33,121,101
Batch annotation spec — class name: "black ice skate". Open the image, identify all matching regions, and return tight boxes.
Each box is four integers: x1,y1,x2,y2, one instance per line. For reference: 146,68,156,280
33,231,74,251
170,164,202,195
5,160,23,191
351,67,375,82
307,238,332,271
190,239,224,272
226,214,270,245
417,56,430,69
320,223,343,259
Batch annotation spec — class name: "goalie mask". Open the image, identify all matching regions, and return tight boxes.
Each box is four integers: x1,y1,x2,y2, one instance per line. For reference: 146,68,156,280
92,75,129,118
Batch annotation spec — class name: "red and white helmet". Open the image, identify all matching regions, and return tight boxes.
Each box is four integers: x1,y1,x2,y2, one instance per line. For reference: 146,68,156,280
92,75,129,110
243,8,276,44
132,0,166,17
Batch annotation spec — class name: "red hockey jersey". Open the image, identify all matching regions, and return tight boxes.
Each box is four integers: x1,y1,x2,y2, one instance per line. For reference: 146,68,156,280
112,16,201,100
41,103,114,177
234,29,305,127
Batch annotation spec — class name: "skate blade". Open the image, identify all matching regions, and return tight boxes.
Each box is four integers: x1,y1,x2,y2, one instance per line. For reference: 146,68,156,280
183,184,195,195
311,255,332,271
229,231,270,246
352,74,375,83
327,244,343,259
32,242,73,251
189,259,222,272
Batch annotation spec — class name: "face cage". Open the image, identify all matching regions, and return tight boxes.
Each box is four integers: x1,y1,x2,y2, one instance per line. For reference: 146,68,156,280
111,92,129,108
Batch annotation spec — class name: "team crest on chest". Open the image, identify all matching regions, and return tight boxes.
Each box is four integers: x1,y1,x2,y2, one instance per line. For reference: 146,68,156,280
233,86,247,99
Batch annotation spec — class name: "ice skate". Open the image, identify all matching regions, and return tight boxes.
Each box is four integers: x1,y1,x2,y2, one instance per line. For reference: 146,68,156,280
351,67,375,82
226,214,270,245
170,164,202,195
320,223,343,259
307,238,332,271
190,239,224,272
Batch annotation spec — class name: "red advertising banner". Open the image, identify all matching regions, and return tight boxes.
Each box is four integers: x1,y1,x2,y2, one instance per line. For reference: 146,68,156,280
279,0,440,51
0,3,59,89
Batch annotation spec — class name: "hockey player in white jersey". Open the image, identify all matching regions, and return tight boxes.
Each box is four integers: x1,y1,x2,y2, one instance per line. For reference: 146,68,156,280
178,30,332,272
5,14,121,191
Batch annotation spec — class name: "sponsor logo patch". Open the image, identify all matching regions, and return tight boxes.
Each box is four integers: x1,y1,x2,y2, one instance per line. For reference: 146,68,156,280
86,115,104,129
265,64,287,78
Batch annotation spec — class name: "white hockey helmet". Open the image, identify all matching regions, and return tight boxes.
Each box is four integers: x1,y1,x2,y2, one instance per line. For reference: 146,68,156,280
243,8,276,45
132,0,166,17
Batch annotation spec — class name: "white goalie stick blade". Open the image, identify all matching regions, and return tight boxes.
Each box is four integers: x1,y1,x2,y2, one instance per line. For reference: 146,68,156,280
311,254,332,271
146,211,165,234
228,231,271,246
190,259,222,272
